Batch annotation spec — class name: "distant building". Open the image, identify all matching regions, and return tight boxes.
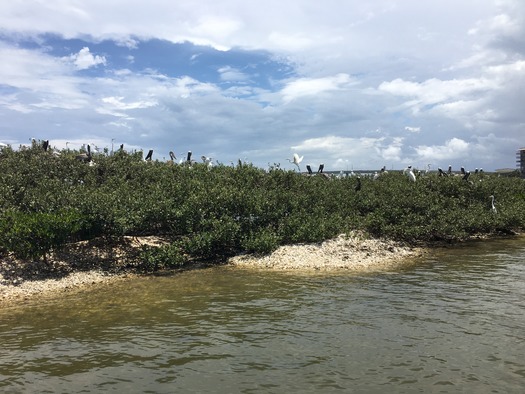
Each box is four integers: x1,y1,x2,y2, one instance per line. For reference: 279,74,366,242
517,148,525,178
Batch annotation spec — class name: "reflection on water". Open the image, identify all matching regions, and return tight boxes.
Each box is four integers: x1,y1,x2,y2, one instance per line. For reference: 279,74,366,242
1,238,524,393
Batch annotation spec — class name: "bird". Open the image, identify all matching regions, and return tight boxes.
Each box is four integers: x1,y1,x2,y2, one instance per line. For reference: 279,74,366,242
438,167,446,176
404,166,416,182
306,165,313,175
287,153,304,172
169,151,176,162
354,176,362,192
317,163,325,173
201,155,213,169
448,165,452,175
490,195,497,214
144,149,153,161
462,171,471,182
76,145,92,163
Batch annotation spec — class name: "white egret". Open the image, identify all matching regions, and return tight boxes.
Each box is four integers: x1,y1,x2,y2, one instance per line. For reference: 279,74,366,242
201,155,213,169
403,166,416,182
287,153,303,172
490,195,497,214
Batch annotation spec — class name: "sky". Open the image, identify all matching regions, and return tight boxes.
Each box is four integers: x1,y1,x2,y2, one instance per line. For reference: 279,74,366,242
0,0,524,172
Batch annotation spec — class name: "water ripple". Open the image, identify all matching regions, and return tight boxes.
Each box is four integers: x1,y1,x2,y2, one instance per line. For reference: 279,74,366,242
1,238,525,393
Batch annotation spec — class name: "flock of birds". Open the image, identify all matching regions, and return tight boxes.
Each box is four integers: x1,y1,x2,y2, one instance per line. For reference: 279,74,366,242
282,153,499,214
15,140,500,214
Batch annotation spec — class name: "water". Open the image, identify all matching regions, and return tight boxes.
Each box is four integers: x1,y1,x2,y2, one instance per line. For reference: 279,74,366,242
1,238,524,393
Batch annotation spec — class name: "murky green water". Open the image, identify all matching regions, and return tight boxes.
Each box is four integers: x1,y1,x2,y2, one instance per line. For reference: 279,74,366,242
1,238,524,393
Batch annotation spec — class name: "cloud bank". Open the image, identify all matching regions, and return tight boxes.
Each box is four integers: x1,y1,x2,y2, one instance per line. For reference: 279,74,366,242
0,0,524,171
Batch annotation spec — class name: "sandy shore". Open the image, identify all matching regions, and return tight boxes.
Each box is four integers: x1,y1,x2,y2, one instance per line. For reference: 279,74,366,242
1,232,425,307
228,232,426,271
0,235,164,307
0,270,135,307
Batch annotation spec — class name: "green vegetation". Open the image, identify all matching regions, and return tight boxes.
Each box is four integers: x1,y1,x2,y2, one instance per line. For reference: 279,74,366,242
1,144,524,271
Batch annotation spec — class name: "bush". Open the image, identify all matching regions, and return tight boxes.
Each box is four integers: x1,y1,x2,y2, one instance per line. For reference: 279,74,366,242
138,243,188,272
1,145,525,267
0,209,86,261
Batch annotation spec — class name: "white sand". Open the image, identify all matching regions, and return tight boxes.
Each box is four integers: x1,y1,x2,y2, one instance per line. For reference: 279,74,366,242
0,271,132,305
229,232,425,271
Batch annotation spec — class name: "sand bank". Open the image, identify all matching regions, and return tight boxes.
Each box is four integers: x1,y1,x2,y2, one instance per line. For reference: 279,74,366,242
0,236,164,307
1,232,425,306
228,232,425,271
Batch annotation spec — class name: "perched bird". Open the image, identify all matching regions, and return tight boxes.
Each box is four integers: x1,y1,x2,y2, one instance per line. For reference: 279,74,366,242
306,165,313,175
201,155,213,168
404,166,416,182
462,171,471,182
448,165,452,175
490,195,497,214
144,149,153,161
76,145,92,163
169,151,176,162
317,163,325,173
354,176,362,192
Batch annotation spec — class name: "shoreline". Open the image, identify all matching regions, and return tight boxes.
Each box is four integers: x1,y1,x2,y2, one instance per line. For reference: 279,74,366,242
0,232,426,307
2,231,521,307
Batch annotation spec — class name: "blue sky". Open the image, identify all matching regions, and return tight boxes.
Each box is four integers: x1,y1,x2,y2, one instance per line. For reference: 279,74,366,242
1,0,524,171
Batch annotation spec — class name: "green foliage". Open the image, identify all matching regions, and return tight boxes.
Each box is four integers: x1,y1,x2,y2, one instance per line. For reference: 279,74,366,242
138,243,188,272
0,209,86,261
241,228,281,255
1,145,525,268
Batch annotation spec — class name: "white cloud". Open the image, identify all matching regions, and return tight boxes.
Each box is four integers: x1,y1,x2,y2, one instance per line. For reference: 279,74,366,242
281,73,356,103
378,77,495,108
218,66,249,82
414,138,470,161
289,135,404,169
67,47,106,70
405,126,420,133
101,96,157,111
